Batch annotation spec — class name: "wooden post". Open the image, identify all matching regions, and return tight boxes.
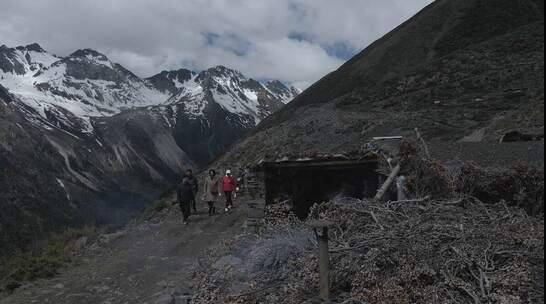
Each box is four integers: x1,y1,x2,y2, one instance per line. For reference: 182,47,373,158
375,164,401,200
372,136,404,140
414,128,431,159
397,175,407,201
319,226,330,301
308,220,334,302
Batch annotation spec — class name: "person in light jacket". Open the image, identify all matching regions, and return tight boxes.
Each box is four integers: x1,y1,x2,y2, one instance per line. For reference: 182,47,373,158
202,169,221,216
221,170,237,212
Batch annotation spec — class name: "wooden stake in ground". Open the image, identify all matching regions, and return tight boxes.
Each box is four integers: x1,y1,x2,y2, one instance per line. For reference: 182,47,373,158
308,220,334,301
375,164,401,201
397,175,407,201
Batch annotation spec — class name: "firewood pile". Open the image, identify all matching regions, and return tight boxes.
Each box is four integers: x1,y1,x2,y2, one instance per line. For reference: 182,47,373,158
456,163,544,215
307,198,544,303
192,197,544,304
263,201,300,226
398,139,454,199
400,139,544,216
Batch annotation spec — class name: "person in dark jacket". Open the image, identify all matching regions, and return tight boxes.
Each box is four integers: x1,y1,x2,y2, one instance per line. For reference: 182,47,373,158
177,176,194,225
184,169,199,213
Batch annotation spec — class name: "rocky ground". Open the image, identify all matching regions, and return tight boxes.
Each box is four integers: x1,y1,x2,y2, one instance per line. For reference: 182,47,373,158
0,198,253,304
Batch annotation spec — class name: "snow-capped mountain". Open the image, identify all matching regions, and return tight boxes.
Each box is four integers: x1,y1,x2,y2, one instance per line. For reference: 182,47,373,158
163,66,298,124
0,43,299,136
0,43,299,251
138,65,301,166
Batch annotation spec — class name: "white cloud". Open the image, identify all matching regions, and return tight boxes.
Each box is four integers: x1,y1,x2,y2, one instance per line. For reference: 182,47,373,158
0,0,433,88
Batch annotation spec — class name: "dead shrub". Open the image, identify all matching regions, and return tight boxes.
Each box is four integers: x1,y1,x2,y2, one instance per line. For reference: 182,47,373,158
456,163,544,215
399,140,454,199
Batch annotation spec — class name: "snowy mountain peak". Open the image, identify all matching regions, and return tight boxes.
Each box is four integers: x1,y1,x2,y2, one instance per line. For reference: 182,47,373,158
16,43,47,53
0,43,299,138
210,65,243,76
265,80,288,90
65,49,115,73
69,48,109,61
0,43,60,75
58,48,142,84
146,69,195,94
155,68,195,80
196,65,246,83
164,65,299,124
265,80,302,103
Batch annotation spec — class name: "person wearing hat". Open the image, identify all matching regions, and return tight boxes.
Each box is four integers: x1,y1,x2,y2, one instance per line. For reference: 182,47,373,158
220,169,237,212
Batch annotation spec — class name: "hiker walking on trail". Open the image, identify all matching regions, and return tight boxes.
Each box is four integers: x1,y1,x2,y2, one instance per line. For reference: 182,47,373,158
202,169,221,216
185,169,199,213
221,170,237,212
177,176,194,225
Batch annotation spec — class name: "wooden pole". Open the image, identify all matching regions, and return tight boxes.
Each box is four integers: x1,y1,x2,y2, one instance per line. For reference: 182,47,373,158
372,136,404,140
414,128,431,159
319,226,330,301
375,164,401,200
396,175,407,201
308,220,333,302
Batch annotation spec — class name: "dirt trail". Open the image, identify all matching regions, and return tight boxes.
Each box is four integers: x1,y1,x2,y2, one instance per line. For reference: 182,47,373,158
1,200,252,304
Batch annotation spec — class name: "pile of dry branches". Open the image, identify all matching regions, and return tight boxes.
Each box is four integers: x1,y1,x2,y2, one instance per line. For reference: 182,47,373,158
191,197,544,303
309,198,544,303
456,163,544,215
399,139,454,199
400,138,544,215
263,202,301,226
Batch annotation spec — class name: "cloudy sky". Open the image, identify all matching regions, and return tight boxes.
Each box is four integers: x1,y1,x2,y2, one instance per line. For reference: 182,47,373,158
0,0,433,88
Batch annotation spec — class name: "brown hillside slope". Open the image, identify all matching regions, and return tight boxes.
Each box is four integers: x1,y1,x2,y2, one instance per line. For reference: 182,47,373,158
214,0,544,168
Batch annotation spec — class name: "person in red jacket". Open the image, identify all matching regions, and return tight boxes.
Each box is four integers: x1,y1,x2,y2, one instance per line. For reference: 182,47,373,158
221,170,237,212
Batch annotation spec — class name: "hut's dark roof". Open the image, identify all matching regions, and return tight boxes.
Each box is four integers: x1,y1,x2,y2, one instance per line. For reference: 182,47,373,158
261,149,379,168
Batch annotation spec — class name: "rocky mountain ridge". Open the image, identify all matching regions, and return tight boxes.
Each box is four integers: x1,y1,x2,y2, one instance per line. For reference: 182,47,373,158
0,43,299,257
0,44,299,135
